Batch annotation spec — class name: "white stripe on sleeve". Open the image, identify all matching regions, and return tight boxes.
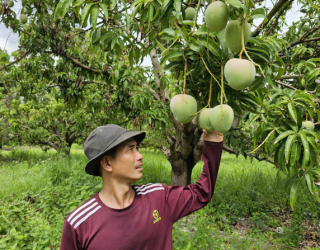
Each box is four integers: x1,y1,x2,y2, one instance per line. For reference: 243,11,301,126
137,187,165,195
74,205,102,229
67,198,96,223
135,183,162,192
70,202,99,226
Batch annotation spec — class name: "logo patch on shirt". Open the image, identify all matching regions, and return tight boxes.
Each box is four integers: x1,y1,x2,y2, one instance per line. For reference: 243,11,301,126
153,210,161,224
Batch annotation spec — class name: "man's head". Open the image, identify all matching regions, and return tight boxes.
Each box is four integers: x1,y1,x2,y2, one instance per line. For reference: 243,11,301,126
83,124,146,177
98,138,144,183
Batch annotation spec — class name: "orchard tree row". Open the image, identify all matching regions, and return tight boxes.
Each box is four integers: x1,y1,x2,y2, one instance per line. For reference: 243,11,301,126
1,0,320,208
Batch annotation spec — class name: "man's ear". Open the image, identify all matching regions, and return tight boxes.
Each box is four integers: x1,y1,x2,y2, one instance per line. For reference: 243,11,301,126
100,156,113,172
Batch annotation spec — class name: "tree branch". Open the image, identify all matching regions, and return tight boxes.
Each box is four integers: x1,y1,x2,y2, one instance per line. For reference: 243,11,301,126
276,73,320,85
223,145,275,165
65,54,102,73
275,80,297,90
264,1,289,37
149,48,169,103
0,51,30,71
142,83,160,100
252,0,292,37
287,35,320,50
82,80,107,85
45,50,102,74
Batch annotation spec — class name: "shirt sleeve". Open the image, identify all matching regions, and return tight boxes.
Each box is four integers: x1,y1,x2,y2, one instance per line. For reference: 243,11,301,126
60,218,81,250
162,140,223,223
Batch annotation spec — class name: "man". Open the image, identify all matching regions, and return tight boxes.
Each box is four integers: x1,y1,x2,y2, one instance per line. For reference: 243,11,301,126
60,124,223,250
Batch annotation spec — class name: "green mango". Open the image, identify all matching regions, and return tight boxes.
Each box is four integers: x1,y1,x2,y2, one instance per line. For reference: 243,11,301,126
204,1,229,32
170,94,197,124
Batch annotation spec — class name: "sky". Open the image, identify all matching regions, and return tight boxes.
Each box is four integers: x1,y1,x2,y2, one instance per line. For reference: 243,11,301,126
0,0,304,66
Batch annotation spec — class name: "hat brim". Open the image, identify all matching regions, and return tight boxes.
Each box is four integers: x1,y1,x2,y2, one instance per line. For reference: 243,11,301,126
85,131,146,176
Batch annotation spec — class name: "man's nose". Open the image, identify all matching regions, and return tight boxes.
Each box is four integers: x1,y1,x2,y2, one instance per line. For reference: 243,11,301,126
137,151,143,160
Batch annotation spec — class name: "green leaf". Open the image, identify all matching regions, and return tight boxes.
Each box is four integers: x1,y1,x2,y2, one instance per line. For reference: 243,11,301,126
299,131,310,168
180,26,189,44
59,0,73,19
290,142,301,167
90,4,99,30
253,124,263,147
194,26,209,35
200,38,221,58
148,4,154,24
131,0,143,8
81,2,94,27
288,102,297,123
290,177,301,210
294,100,313,119
250,7,266,16
73,0,86,7
310,168,320,177
306,135,319,153
306,69,320,83
250,14,265,20
296,104,302,128
131,2,142,17
283,119,298,133
174,0,182,19
274,130,295,144
278,141,286,172
54,2,64,21
182,20,194,25
159,28,175,37
164,61,181,70
100,4,109,21
248,51,269,63
111,0,117,8
160,51,183,67
92,28,101,43
275,55,285,79
309,146,316,168
224,0,246,9
161,0,171,11
285,173,298,192
189,39,204,55
285,134,297,163
129,50,134,66
111,36,118,49
293,94,316,109
155,39,166,52
301,129,320,142
248,37,262,45
249,68,272,92
305,173,315,195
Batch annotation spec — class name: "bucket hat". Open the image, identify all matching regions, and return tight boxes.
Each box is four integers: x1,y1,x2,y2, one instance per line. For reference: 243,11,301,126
84,124,146,176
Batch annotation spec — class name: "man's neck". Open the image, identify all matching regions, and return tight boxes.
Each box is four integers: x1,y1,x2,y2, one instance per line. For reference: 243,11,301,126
99,181,135,209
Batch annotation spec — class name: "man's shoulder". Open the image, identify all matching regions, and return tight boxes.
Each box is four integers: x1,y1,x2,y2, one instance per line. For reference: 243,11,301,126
64,193,101,230
133,183,166,195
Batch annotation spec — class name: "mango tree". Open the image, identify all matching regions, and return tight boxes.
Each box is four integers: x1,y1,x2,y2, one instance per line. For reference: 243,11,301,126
1,0,320,208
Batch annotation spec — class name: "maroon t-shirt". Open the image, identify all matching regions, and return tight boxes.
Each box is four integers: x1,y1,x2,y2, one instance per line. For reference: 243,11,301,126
60,140,223,250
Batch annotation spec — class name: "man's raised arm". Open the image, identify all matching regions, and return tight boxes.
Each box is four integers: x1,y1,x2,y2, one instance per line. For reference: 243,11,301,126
162,129,224,223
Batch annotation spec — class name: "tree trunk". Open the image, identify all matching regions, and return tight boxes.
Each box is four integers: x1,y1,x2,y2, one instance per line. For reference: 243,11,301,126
170,155,194,186
160,114,204,187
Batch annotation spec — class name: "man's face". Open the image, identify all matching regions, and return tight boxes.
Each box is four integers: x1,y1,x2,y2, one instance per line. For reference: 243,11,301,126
105,138,144,183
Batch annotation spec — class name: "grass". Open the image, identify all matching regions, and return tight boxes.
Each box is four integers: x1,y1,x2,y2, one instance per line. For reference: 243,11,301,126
0,145,319,249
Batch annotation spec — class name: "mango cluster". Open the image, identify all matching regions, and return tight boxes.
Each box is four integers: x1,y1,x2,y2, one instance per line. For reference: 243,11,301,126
170,95,234,134
170,1,260,133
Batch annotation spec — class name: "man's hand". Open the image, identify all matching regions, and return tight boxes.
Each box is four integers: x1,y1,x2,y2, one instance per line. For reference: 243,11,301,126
203,129,223,142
